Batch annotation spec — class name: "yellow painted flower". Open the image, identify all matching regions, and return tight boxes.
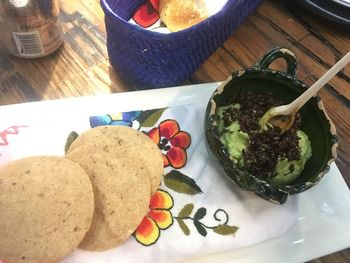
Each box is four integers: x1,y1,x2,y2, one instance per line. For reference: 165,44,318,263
134,190,174,246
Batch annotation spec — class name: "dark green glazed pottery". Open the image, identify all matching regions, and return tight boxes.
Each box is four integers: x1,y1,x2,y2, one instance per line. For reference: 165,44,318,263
205,47,338,204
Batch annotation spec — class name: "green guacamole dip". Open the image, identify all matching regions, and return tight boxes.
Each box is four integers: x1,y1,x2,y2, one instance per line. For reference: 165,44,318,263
216,105,312,186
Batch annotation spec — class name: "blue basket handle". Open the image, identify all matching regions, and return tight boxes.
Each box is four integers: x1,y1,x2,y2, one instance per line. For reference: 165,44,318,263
254,47,297,77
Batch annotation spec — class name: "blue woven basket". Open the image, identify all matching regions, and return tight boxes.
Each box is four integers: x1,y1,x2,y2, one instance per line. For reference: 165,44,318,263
101,0,263,89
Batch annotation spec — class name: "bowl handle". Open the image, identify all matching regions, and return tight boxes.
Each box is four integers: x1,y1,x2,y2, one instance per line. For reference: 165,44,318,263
254,47,297,76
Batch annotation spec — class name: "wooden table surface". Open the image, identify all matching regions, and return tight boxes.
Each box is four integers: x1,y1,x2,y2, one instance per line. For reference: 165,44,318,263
0,0,349,262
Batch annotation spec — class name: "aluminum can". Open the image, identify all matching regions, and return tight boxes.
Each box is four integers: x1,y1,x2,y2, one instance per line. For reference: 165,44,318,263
0,0,63,58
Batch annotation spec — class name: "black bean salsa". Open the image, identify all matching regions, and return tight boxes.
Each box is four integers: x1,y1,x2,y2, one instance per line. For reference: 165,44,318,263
219,91,303,180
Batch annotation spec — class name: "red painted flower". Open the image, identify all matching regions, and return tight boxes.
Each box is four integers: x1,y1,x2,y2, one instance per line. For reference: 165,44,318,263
133,0,160,28
148,120,191,169
134,190,173,246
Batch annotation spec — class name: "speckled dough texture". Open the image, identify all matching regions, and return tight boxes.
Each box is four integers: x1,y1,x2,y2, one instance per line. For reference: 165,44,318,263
67,125,163,193
66,150,151,251
159,0,209,32
0,156,94,263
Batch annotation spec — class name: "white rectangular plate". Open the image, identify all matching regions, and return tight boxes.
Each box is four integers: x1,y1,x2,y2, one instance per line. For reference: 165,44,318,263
1,83,350,262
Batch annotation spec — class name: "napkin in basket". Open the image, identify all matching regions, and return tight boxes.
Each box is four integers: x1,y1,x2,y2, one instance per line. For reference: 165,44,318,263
130,0,229,33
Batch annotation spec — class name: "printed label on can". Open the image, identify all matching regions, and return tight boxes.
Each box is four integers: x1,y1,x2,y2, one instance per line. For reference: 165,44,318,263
13,31,44,57
0,0,63,58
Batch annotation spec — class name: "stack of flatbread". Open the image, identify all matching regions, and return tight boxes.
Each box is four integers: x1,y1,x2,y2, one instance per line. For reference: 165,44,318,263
0,126,163,263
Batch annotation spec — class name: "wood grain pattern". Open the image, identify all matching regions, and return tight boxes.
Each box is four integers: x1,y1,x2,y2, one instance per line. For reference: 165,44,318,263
0,0,349,262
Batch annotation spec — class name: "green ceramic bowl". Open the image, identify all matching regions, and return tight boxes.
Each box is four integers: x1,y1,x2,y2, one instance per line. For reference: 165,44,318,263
205,47,338,204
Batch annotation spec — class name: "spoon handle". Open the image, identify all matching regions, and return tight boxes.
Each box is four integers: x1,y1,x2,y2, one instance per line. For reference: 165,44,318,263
289,51,350,112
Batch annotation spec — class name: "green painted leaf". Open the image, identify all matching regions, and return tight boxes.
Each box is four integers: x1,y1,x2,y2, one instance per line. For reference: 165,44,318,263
178,203,194,218
213,225,239,235
64,131,79,153
194,207,206,220
164,170,203,195
176,218,190,236
139,108,167,127
194,220,207,237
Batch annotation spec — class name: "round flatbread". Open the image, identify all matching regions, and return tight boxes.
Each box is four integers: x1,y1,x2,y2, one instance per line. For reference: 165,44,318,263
66,150,151,251
159,0,209,32
67,125,163,194
0,156,94,263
